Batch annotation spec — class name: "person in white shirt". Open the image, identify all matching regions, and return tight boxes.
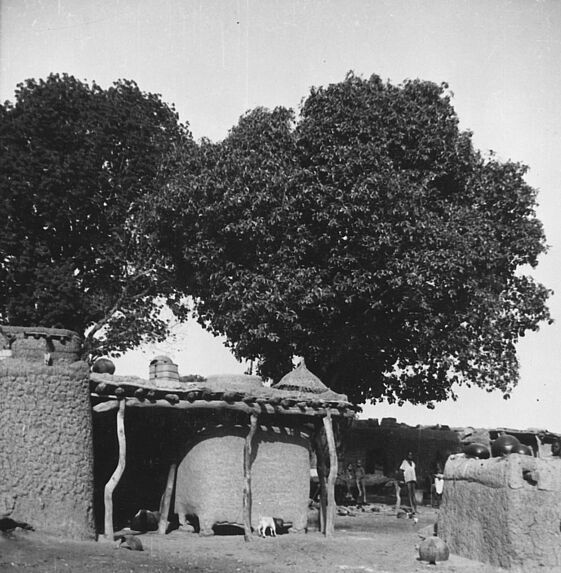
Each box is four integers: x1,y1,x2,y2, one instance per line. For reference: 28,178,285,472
399,451,418,514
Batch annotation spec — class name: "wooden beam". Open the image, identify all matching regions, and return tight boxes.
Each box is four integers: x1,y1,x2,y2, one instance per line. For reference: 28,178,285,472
91,396,354,418
158,463,177,535
104,399,126,541
323,411,338,538
243,413,258,542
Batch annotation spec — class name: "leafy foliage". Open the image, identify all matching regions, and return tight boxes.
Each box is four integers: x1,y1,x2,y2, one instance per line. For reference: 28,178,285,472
153,73,551,405
0,74,192,359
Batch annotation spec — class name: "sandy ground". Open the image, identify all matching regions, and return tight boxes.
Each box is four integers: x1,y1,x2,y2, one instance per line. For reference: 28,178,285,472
0,506,508,573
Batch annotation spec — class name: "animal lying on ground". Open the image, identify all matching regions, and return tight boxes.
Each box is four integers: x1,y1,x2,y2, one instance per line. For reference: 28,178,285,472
257,516,276,537
130,509,159,532
0,517,34,532
119,534,143,551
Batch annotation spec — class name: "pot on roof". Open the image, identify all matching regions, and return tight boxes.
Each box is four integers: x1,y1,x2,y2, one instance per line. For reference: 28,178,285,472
149,355,179,387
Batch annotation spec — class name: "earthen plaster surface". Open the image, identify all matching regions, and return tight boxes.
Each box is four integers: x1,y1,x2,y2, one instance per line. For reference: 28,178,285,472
438,454,561,570
0,359,95,539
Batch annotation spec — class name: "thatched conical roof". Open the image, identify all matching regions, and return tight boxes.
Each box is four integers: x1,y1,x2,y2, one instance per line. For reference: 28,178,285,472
272,360,330,394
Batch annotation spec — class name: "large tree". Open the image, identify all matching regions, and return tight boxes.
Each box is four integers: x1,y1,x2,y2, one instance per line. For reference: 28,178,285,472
0,74,192,359
151,73,552,405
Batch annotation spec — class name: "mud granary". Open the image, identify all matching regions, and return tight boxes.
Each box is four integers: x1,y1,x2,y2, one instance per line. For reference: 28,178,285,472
0,326,356,540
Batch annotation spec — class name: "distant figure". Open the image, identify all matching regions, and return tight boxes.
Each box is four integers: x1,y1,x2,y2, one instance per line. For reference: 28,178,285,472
355,459,367,504
345,463,355,502
399,452,418,514
433,461,444,508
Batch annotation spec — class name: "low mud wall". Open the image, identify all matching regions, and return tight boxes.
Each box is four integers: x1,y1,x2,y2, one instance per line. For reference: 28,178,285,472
438,454,561,570
0,359,95,539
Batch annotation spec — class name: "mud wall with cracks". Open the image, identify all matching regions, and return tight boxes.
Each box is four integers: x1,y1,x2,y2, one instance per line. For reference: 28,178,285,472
0,359,95,539
438,454,561,569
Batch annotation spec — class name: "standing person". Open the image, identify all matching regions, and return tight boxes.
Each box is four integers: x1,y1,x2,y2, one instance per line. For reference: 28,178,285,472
344,463,355,503
399,452,418,514
433,460,444,508
355,459,367,504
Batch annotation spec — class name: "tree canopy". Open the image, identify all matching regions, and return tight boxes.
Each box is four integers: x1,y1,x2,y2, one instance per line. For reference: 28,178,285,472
152,73,551,405
0,74,192,359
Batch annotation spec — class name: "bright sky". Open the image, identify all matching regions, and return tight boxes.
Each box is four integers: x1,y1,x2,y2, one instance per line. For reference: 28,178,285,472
1,0,560,431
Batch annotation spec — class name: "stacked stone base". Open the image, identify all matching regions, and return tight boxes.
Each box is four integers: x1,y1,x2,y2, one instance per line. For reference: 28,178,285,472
438,454,561,570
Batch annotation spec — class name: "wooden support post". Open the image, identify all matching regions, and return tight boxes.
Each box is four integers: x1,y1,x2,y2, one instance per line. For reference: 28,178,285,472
158,463,177,535
243,413,258,542
323,411,338,538
312,423,328,534
104,399,126,541
318,471,327,534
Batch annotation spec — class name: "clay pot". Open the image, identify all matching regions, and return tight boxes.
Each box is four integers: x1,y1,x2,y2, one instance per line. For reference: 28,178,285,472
513,443,533,456
491,434,521,457
92,357,116,375
463,442,491,459
419,536,450,564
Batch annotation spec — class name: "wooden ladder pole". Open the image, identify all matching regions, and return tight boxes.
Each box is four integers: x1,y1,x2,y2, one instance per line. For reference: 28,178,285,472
104,398,126,541
243,413,258,542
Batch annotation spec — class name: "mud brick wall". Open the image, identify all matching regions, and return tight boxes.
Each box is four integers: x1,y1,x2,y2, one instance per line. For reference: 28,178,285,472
438,454,561,570
0,359,95,539
343,419,460,486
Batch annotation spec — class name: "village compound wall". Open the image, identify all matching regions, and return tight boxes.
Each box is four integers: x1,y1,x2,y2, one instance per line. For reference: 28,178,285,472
0,356,96,539
438,454,561,570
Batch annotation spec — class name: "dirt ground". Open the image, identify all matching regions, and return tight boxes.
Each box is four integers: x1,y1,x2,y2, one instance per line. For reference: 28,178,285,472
0,505,508,573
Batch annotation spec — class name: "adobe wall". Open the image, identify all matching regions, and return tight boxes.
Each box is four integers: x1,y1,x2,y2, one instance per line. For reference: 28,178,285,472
0,359,95,539
343,419,460,486
438,454,561,570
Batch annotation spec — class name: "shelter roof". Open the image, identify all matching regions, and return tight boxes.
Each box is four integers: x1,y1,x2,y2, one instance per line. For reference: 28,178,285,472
90,367,356,418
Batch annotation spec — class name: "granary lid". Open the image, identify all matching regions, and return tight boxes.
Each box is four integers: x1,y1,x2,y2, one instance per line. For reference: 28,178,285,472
272,360,330,394
150,355,174,365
